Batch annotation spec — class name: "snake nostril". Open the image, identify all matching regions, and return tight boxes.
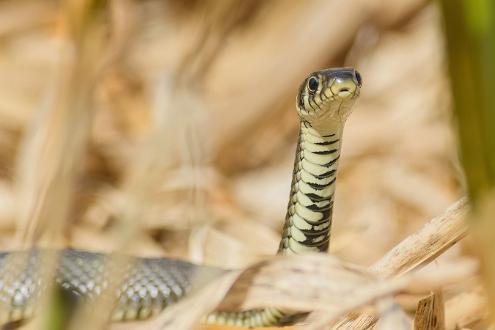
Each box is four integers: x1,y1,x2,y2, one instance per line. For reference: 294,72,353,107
339,87,350,93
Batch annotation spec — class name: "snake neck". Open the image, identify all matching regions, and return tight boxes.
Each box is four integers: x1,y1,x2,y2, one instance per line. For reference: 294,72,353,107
278,120,343,255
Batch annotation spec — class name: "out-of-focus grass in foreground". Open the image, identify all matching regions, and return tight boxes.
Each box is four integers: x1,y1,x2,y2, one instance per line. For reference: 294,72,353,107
440,0,495,322
440,0,495,200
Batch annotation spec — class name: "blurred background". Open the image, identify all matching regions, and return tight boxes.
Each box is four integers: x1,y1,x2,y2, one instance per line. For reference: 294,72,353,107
0,0,482,328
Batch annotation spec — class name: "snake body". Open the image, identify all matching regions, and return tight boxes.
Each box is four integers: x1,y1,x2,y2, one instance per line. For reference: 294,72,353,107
206,67,362,326
0,68,361,327
0,249,223,324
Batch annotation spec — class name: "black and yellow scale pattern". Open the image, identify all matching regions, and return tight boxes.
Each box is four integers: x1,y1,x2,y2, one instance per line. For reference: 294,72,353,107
279,122,341,254
0,68,361,327
0,249,223,324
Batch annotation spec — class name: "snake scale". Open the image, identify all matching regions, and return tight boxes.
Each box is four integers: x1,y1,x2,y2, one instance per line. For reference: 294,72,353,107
0,68,361,327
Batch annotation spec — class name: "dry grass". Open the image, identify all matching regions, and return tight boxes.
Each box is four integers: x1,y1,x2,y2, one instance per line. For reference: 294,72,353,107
0,0,487,329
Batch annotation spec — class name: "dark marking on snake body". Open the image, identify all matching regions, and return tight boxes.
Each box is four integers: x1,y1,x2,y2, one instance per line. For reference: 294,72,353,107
312,149,337,155
315,139,339,146
322,156,340,167
313,169,336,179
306,177,336,190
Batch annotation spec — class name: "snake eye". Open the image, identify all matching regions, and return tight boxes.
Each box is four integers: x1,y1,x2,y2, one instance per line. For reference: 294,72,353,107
355,70,362,86
308,76,319,93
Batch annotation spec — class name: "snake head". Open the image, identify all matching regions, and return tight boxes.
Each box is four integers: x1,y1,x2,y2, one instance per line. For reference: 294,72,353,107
296,67,362,131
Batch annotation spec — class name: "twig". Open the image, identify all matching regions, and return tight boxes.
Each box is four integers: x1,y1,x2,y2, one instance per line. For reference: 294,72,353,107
414,291,445,330
370,197,469,277
315,197,469,329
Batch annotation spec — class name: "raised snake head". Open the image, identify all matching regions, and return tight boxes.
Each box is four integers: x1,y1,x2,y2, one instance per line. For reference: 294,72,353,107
296,67,362,132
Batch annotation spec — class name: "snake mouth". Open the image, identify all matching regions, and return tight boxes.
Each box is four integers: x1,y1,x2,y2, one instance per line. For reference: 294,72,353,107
337,90,352,98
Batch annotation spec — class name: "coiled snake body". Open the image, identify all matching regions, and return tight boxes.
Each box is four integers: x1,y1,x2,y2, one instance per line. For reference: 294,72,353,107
0,68,361,327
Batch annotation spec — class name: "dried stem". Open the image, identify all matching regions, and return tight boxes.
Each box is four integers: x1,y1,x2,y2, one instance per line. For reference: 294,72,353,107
316,198,469,329
414,291,445,330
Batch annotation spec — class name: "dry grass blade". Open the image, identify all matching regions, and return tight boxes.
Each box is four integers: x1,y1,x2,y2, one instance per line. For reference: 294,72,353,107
219,256,385,313
305,197,469,329
1,0,108,326
414,291,445,330
112,255,409,330
370,197,469,277
14,0,106,248
71,47,214,330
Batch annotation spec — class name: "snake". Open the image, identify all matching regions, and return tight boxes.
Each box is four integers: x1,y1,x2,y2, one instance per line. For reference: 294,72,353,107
0,67,361,327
